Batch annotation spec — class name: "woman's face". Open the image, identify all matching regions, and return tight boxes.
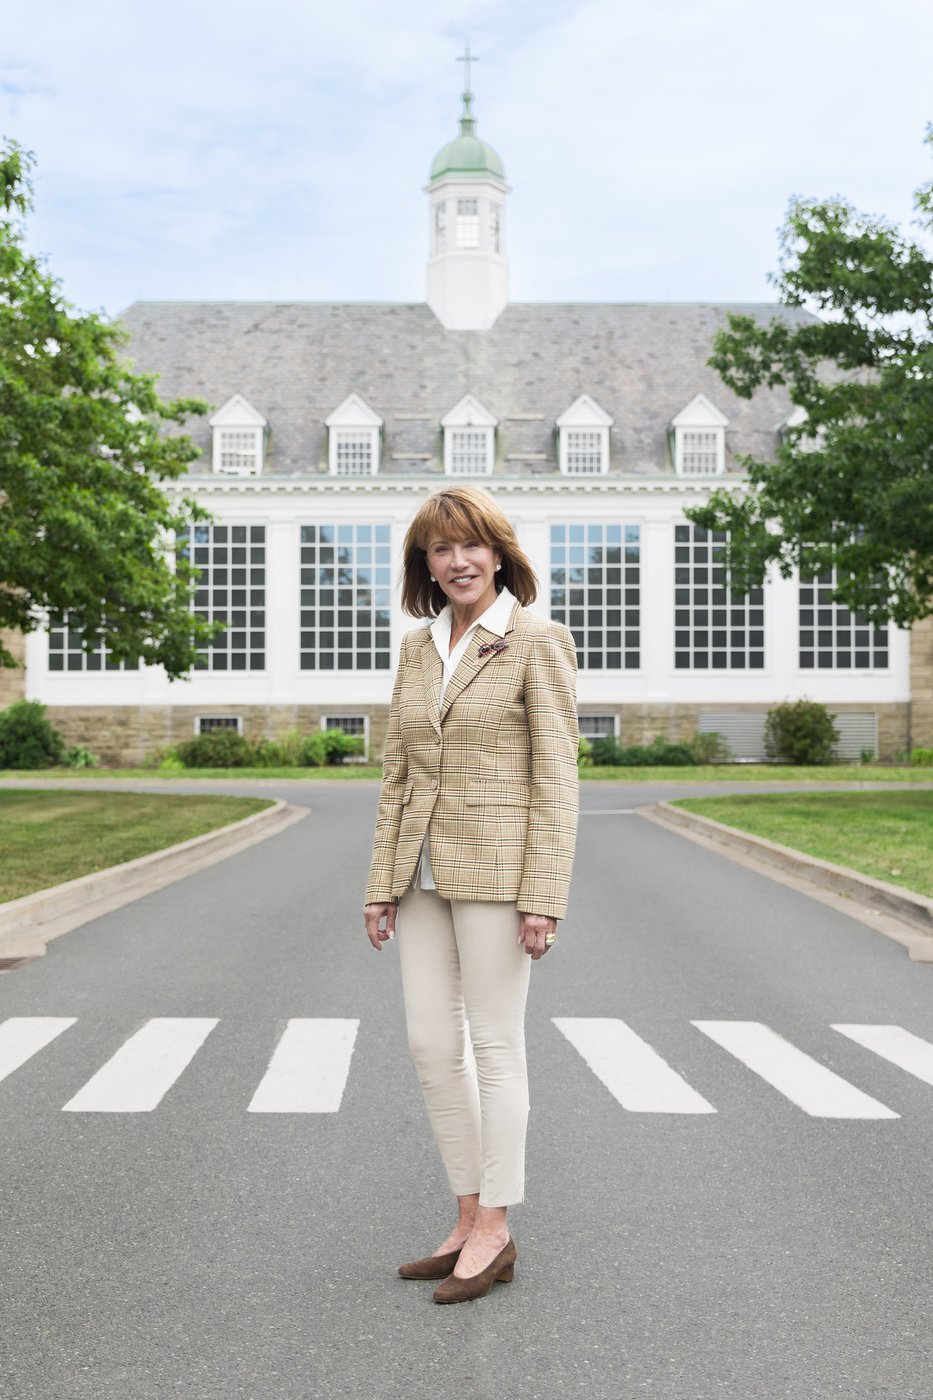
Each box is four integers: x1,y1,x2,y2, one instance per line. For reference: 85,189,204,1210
425,533,502,615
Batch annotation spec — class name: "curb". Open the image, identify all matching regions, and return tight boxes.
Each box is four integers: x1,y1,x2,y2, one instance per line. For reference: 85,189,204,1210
641,801,933,962
0,799,308,961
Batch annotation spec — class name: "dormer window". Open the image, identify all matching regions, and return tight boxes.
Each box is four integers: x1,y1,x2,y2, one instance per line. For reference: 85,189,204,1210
325,394,383,476
456,198,480,248
556,395,613,475
209,394,267,476
671,395,728,476
442,395,496,475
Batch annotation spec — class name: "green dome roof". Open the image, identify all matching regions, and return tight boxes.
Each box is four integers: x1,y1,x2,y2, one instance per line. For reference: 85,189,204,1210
429,91,505,182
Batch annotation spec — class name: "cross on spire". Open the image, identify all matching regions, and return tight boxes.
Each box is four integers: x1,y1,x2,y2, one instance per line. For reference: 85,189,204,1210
456,44,478,93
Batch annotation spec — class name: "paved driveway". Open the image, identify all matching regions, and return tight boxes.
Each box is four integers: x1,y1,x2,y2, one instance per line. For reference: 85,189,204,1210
1,780,931,1399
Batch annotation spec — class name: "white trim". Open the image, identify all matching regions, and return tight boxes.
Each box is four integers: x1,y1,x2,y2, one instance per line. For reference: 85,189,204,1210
321,714,369,743
196,715,243,735
578,713,620,738
325,395,382,477
671,394,728,477
209,394,267,476
556,395,613,476
441,394,497,476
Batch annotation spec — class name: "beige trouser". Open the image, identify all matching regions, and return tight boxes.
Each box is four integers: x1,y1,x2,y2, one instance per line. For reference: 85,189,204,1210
397,884,532,1208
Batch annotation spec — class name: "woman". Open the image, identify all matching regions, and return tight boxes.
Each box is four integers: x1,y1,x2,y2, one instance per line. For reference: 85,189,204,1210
363,485,578,1305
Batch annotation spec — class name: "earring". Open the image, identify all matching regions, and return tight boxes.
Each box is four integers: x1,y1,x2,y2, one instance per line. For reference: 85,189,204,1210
430,575,436,582
495,563,501,572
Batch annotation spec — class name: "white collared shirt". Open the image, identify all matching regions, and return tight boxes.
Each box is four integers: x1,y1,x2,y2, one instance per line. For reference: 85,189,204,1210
417,585,516,889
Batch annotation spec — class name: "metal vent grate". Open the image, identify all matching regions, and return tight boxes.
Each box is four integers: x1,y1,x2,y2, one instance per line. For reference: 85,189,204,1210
698,711,878,762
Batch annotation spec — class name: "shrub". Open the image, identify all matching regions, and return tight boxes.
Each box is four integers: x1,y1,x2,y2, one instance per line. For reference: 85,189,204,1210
859,746,877,765
690,730,733,764
577,735,593,767
300,733,328,767
175,730,255,768
911,747,933,767
590,735,697,767
0,700,65,769
63,745,100,769
764,700,839,765
321,728,365,764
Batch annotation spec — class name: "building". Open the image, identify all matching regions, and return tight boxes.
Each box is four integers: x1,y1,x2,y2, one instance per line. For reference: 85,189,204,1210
7,82,931,763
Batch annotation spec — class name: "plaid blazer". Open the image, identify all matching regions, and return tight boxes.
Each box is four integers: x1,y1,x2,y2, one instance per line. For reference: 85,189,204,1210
366,599,579,919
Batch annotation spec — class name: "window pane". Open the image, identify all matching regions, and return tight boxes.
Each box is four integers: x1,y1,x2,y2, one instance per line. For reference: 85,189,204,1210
550,523,639,671
300,523,393,671
674,522,764,670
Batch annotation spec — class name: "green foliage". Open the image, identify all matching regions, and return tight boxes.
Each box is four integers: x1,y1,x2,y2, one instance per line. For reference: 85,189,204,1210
859,746,876,765
911,747,933,766
687,127,933,627
577,735,593,767
690,730,733,764
63,745,100,769
175,731,255,768
315,728,366,765
172,727,366,769
0,699,65,769
590,735,697,767
763,700,839,765
0,142,215,677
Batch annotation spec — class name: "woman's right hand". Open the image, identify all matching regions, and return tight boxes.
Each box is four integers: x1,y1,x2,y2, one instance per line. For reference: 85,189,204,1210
363,902,398,951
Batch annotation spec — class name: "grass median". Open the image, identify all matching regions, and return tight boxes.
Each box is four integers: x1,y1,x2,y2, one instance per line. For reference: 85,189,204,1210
673,789,933,898
0,789,274,904
0,763,929,783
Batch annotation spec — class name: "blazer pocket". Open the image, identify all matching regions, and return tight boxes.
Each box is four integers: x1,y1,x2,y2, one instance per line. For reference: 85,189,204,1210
401,780,414,805
466,780,531,807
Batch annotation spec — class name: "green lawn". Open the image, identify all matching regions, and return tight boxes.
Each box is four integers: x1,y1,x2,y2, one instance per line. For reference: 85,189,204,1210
581,764,927,782
673,790,933,898
1,763,928,783
0,790,273,903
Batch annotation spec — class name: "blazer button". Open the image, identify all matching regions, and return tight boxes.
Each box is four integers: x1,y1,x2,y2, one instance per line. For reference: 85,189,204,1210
431,779,438,790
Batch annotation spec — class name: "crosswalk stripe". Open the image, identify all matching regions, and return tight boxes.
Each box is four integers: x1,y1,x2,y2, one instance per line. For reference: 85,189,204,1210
692,1021,899,1119
247,1019,360,1113
553,1017,716,1113
62,1018,219,1112
0,1017,77,1084
832,1024,933,1088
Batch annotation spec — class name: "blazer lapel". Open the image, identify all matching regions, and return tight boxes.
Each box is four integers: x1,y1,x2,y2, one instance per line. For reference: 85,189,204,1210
438,600,522,722
419,632,443,736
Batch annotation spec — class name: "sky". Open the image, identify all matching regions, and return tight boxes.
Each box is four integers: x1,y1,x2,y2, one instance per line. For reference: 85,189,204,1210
2,0,931,318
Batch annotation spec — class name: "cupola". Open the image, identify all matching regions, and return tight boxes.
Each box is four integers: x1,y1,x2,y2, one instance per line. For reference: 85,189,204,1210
426,51,510,331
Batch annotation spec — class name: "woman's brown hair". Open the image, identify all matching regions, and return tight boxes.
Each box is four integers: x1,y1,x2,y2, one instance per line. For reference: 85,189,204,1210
400,485,538,618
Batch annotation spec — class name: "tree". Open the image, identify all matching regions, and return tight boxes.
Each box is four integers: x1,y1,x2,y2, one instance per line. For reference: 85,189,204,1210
0,142,215,678
688,128,933,627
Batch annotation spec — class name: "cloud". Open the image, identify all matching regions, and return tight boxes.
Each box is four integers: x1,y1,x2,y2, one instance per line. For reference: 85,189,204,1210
3,0,931,312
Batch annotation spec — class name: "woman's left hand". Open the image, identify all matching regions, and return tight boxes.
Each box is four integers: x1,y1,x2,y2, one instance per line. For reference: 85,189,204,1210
518,911,557,960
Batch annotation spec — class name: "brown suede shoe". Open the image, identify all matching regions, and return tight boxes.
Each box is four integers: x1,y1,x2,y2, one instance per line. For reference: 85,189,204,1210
397,1247,462,1280
432,1238,516,1304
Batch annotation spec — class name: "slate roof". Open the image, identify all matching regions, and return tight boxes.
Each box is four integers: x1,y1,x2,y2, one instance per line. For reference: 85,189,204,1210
116,300,815,479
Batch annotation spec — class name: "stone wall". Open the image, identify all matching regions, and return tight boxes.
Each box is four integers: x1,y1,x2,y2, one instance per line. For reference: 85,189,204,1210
577,701,910,761
909,615,933,751
0,630,26,707
41,703,391,768
41,696,911,766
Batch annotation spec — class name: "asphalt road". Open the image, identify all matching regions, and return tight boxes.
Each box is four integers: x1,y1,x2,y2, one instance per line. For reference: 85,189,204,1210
1,779,932,1400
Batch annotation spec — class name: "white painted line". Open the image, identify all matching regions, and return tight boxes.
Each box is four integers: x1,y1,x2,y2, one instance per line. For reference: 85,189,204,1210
580,809,637,816
553,1017,716,1113
692,1021,899,1119
0,1017,77,1084
247,1019,360,1113
62,1018,219,1112
832,1024,933,1088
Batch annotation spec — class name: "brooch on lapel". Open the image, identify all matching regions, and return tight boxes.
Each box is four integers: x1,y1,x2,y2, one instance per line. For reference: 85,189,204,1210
478,638,509,657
